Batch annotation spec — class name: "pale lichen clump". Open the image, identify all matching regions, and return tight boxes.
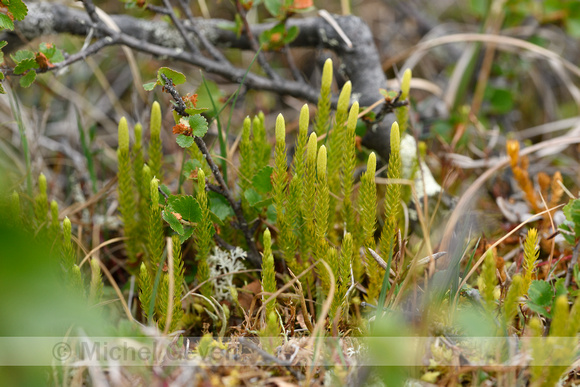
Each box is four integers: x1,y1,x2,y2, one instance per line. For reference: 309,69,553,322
207,247,247,302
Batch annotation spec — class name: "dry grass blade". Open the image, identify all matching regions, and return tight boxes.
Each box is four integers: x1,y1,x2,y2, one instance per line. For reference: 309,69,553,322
385,33,580,80
164,237,174,335
78,236,126,268
304,259,335,385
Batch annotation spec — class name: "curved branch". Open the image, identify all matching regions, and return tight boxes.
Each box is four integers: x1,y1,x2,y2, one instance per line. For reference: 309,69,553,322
4,2,394,160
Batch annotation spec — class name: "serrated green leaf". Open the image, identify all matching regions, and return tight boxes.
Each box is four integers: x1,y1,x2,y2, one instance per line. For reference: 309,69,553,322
283,25,299,44
244,188,272,209
252,166,273,194
0,14,14,30
176,134,195,148
208,191,234,221
167,195,202,222
527,280,553,307
11,50,34,62
143,82,157,91
0,72,4,80
185,107,209,116
244,188,262,207
162,209,185,235
157,67,186,85
526,302,550,318
43,44,64,63
179,227,195,243
8,0,28,21
563,199,580,237
0,82,5,94
554,277,567,299
266,204,277,224
264,0,283,17
19,70,36,87
39,42,55,57
559,223,576,245
189,114,208,137
14,58,37,74
183,159,202,179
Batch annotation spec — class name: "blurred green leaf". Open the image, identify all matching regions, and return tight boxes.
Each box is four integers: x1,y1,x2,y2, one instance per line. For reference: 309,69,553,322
162,209,185,235
19,70,36,87
176,134,195,148
189,114,208,137
208,191,234,221
252,166,273,194
143,82,156,91
527,280,553,308
157,67,186,85
167,195,202,222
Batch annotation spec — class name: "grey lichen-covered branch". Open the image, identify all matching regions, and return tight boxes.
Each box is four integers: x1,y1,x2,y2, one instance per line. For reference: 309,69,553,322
3,2,394,160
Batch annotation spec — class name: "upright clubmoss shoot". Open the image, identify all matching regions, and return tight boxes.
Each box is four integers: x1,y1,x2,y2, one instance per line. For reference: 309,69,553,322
327,81,352,232
34,173,48,226
261,228,277,317
315,58,333,137
88,258,103,306
147,177,164,271
61,216,76,271
396,69,412,134
315,145,329,262
117,117,138,264
196,168,213,298
377,122,402,296
522,228,539,292
341,102,359,237
359,152,377,284
149,101,163,182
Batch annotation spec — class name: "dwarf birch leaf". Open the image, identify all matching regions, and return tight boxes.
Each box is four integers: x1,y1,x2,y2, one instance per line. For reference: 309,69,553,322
527,280,553,307
20,70,36,87
252,166,273,193
189,114,208,137
162,209,185,235
167,195,202,222
157,67,186,85
143,82,157,91
176,134,195,148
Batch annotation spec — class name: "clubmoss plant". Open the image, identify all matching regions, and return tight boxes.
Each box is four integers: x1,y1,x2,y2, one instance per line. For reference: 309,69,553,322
34,173,48,227
149,101,163,182
49,200,59,241
502,274,523,329
273,114,295,262
522,228,539,292
327,81,352,233
359,152,377,285
139,262,153,322
61,216,76,272
147,177,164,274
253,113,270,170
117,117,139,264
88,258,103,306
481,250,498,312
315,58,333,138
315,145,329,263
396,69,412,135
70,264,84,295
196,168,213,298
341,102,359,240
261,228,277,317
170,234,185,331
302,133,318,262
